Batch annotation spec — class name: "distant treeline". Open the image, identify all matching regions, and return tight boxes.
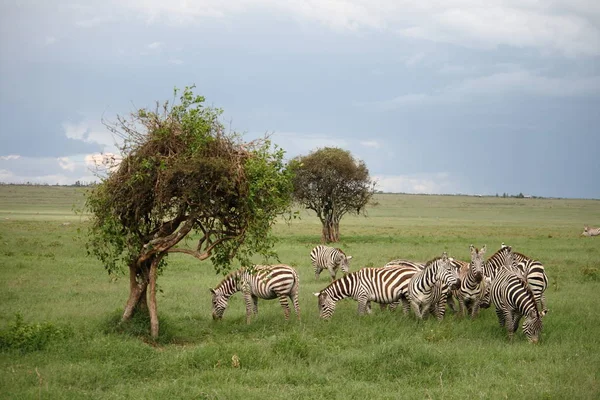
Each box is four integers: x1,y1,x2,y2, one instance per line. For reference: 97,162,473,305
0,181,96,187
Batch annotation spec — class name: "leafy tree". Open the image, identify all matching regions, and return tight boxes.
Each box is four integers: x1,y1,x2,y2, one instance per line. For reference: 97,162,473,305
289,147,376,243
85,87,293,338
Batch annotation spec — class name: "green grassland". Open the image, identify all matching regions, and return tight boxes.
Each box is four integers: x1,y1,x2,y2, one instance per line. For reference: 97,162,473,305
1,185,599,399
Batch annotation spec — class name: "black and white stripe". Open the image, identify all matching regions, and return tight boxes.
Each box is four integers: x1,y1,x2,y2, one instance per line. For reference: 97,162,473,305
492,244,548,315
490,250,543,343
210,265,300,324
454,245,487,319
582,225,600,237
407,253,460,320
310,245,352,281
314,265,419,319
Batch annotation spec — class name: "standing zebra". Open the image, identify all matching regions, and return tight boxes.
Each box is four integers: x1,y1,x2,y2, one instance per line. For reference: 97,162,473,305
210,265,300,324
314,265,419,319
489,244,549,316
454,245,487,319
310,245,352,281
582,225,600,237
491,248,543,343
407,253,460,320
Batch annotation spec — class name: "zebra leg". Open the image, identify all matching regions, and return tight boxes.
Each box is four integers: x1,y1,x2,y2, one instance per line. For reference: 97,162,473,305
504,311,516,340
251,295,259,315
410,300,423,319
278,296,291,320
315,267,322,280
329,268,336,282
510,313,522,338
242,290,254,324
357,294,369,315
447,293,456,313
400,298,411,316
471,300,481,319
435,297,448,321
457,297,467,318
540,294,548,316
495,307,506,328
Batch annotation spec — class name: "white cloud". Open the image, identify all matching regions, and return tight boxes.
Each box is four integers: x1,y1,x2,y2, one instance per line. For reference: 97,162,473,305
62,119,120,152
0,155,20,161
58,157,76,171
360,140,381,149
147,41,162,49
168,58,184,65
44,36,57,45
367,68,600,110
85,152,122,173
116,0,600,56
405,52,425,67
374,172,456,194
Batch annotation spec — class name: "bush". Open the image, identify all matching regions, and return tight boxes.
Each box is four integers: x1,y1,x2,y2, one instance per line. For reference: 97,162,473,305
0,313,73,353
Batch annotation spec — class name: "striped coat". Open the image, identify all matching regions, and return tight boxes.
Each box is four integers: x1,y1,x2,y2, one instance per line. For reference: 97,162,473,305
314,265,418,319
490,245,549,315
210,265,300,324
491,263,543,343
407,253,460,320
453,245,487,319
310,245,352,281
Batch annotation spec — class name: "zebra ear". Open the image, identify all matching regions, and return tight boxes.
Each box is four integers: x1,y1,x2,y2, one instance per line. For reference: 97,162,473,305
346,256,353,260
313,292,320,297
209,288,216,294
442,252,448,260
481,245,486,255
470,244,475,254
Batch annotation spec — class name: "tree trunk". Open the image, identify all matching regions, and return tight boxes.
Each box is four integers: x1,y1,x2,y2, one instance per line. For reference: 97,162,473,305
122,261,149,322
321,220,340,243
148,255,163,339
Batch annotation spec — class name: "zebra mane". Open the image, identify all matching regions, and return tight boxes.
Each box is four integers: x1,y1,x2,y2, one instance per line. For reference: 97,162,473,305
335,248,346,255
424,256,443,268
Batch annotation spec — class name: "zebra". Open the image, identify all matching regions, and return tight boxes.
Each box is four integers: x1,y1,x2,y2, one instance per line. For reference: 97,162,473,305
375,261,424,313
407,252,460,320
310,245,352,281
210,264,300,324
490,244,549,316
313,265,419,319
490,248,543,343
453,245,487,319
582,225,600,237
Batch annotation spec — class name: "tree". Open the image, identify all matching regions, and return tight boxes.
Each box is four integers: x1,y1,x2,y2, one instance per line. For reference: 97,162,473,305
289,147,376,243
85,87,293,338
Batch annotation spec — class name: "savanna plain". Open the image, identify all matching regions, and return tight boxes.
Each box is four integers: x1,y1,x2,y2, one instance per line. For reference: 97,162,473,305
1,185,599,399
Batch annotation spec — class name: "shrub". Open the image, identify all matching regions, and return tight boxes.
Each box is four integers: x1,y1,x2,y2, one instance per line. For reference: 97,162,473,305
0,313,73,353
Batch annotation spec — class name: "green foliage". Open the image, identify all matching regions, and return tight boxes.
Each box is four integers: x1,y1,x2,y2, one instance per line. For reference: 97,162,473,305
581,267,599,281
85,86,294,276
0,313,73,353
289,147,376,241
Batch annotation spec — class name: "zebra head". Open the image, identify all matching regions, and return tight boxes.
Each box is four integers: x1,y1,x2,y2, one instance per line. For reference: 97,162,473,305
336,249,352,274
436,252,460,290
469,244,486,282
479,276,492,308
523,308,543,344
209,288,229,320
314,291,336,319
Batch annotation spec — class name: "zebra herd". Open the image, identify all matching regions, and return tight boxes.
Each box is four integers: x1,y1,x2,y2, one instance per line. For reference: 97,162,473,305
209,244,548,343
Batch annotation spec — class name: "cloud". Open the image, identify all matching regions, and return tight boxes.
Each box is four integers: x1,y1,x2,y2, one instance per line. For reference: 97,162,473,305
366,68,600,110
85,152,122,173
44,36,57,45
147,41,162,49
374,172,456,194
168,58,184,65
58,157,76,171
270,132,349,159
405,52,425,67
116,0,600,56
360,140,381,149
0,155,20,161
62,120,120,151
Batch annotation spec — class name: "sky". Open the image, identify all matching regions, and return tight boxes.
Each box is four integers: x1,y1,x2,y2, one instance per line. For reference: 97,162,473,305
0,1,599,198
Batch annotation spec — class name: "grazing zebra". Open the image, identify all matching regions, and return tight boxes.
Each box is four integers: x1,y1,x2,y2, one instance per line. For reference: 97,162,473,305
310,245,352,281
314,265,419,319
490,249,543,343
407,253,460,320
454,245,487,319
490,244,549,316
210,265,300,324
376,261,424,313
582,225,600,237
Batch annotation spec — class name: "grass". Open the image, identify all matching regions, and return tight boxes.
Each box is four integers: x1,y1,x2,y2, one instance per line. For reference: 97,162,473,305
0,185,599,399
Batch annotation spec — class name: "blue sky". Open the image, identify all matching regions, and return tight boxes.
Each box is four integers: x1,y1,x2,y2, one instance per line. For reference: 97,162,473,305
1,1,599,198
